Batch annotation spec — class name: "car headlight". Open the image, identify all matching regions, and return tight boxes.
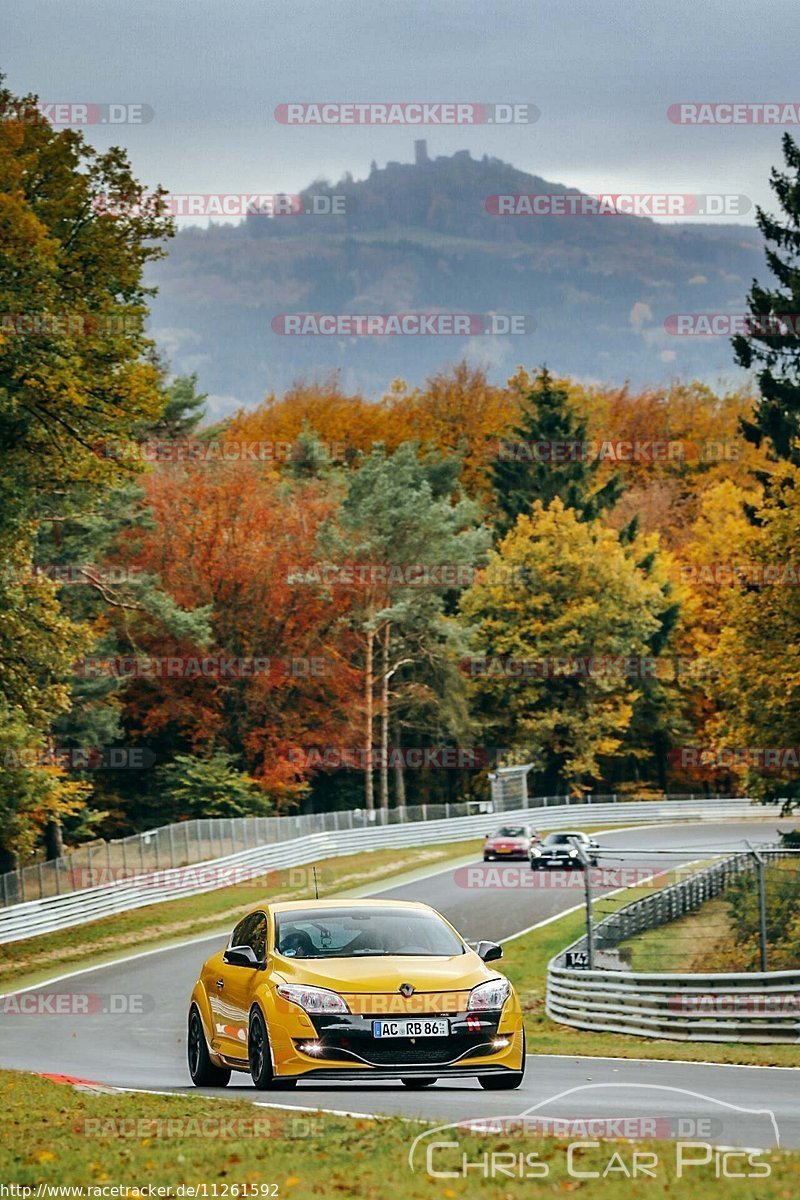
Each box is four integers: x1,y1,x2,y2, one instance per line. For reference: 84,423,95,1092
467,977,511,1012
276,984,350,1014
531,848,542,857
568,849,578,858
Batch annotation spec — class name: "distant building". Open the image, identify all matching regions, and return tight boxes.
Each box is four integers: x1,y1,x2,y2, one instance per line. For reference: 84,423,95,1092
414,139,429,165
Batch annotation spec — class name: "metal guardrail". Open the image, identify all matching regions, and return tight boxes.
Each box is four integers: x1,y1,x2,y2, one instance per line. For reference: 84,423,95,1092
0,798,774,945
547,847,800,1043
0,791,748,907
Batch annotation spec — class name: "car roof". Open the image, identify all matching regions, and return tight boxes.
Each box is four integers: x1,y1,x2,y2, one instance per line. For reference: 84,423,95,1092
547,829,587,836
267,898,434,914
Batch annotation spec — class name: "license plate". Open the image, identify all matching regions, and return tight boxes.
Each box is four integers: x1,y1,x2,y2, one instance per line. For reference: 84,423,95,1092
372,1018,449,1038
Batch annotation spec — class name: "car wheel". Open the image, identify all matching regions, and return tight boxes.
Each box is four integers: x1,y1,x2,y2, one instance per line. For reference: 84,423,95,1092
248,1006,296,1089
478,1030,526,1090
479,1071,525,1090
188,1007,231,1087
400,1077,437,1089
529,860,539,870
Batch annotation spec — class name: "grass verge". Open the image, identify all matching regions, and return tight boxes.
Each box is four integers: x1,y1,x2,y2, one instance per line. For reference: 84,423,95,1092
620,896,733,973
0,1068,797,1196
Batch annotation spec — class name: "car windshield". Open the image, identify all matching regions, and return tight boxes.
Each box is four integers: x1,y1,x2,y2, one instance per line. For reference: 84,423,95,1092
274,907,465,958
544,833,585,845
494,826,526,837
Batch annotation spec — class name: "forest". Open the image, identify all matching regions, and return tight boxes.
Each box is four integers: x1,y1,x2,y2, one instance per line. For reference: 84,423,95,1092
2,82,800,870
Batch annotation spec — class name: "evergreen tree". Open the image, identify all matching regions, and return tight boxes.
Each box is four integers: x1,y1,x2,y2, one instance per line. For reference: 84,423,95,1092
146,374,207,441
490,368,624,535
733,134,800,464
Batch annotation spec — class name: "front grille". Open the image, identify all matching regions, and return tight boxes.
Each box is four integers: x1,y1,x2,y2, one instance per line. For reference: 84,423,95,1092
301,1012,501,1067
356,1037,488,1065
296,1033,493,1065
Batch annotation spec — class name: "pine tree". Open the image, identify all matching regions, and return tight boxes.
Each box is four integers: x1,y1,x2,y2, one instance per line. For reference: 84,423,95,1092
733,134,800,464
490,368,624,535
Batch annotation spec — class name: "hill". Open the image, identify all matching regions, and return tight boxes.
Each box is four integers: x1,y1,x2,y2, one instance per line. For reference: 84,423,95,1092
145,144,763,413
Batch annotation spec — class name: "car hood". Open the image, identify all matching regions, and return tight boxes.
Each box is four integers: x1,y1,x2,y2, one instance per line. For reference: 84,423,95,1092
271,951,493,993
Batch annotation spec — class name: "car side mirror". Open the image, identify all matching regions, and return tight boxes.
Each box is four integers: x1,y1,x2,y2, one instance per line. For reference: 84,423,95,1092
224,944,261,968
475,940,503,963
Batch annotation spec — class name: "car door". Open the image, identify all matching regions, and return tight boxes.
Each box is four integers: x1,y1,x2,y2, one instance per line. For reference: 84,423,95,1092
218,910,269,1056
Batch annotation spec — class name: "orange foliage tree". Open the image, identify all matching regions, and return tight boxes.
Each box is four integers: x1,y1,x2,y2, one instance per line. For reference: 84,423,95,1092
121,460,361,807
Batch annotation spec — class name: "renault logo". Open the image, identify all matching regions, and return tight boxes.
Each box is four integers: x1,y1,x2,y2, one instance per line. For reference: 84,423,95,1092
399,982,415,997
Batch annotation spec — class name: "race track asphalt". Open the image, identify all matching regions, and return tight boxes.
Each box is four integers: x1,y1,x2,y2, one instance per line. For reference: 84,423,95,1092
1,818,798,1148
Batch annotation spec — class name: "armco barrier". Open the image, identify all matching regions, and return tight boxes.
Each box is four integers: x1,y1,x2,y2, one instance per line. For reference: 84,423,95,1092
0,797,778,944
547,962,800,1044
547,844,800,1043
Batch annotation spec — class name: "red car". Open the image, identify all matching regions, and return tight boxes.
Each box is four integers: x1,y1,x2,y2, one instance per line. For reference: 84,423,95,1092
483,824,539,862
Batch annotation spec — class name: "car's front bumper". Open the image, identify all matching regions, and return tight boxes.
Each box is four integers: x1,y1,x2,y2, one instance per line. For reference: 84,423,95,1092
531,855,582,868
268,1006,525,1079
485,849,529,860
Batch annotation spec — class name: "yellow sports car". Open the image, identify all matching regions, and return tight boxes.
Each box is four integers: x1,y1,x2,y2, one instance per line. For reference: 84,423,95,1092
188,898,526,1090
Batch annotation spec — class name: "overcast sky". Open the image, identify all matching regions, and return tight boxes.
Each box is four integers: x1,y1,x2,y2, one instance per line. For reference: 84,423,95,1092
3,0,796,226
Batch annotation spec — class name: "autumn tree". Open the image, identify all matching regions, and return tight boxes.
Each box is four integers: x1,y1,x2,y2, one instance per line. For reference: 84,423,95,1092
125,457,360,816
0,79,173,865
396,362,519,501
705,467,800,808
460,499,674,794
